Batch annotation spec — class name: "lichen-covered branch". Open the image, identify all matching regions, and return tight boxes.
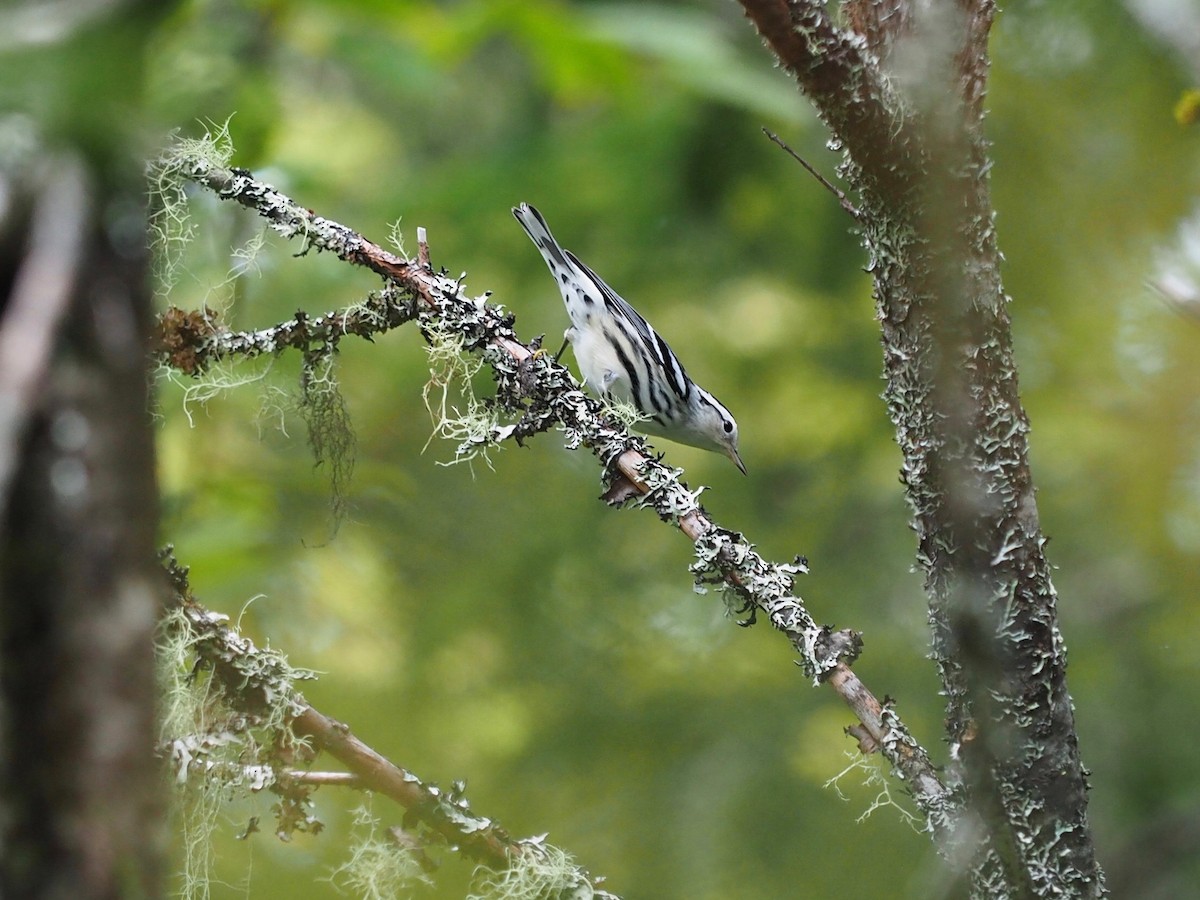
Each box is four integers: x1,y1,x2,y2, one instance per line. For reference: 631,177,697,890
155,286,419,377
153,151,949,824
158,547,618,899
739,0,1104,895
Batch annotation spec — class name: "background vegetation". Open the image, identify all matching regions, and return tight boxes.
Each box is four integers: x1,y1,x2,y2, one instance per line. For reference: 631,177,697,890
133,0,1200,896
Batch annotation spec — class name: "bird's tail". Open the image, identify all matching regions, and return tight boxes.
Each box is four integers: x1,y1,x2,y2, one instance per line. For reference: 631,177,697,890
512,203,577,280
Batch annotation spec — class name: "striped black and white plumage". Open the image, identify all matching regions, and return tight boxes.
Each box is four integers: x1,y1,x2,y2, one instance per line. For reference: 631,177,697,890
513,203,745,474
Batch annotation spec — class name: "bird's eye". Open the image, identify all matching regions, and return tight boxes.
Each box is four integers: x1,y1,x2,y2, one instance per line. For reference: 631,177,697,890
723,421,734,434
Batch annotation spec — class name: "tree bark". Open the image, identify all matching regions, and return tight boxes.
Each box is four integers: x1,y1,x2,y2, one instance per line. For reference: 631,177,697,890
740,1,1105,895
0,107,163,900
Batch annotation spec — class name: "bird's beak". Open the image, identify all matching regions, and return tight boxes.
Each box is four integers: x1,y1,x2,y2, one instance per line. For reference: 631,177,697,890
729,447,747,476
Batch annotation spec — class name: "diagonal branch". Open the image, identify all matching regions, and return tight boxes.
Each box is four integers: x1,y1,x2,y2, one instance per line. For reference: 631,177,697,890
159,548,618,897
154,151,951,828
762,127,862,220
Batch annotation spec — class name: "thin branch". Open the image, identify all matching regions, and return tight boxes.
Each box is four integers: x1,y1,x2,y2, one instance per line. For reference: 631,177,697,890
154,286,419,376
279,770,364,787
154,153,950,827
739,0,914,192
762,128,862,220
289,706,516,859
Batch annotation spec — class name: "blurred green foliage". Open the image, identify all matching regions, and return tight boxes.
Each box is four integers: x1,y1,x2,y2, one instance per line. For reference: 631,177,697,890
11,0,1200,896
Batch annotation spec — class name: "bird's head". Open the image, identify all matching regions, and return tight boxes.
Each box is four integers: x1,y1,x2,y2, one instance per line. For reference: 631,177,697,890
688,389,746,475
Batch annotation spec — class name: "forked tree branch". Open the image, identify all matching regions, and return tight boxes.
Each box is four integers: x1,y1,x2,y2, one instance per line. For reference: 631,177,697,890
154,152,951,830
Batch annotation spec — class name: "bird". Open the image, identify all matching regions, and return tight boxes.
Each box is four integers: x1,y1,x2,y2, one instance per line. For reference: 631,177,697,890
512,203,745,474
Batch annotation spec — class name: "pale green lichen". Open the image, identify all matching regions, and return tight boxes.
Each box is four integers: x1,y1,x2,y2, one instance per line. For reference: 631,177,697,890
156,600,320,900
157,354,276,427
147,118,235,296
422,318,501,471
467,842,597,900
825,751,922,833
596,394,646,434
386,217,407,255
327,802,432,899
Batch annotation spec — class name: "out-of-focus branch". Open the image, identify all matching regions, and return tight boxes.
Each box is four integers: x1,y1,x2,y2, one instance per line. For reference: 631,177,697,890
152,152,948,818
159,547,619,898
0,154,89,509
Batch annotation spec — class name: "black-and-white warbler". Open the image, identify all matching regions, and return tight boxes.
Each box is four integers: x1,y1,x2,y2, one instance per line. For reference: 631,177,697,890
513,203,745,474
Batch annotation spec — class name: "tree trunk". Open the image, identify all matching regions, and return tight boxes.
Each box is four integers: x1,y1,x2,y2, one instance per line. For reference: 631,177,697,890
0,90,163,900
740,1,1105,894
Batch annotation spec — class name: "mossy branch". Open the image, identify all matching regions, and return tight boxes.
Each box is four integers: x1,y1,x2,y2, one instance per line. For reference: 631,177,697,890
158,547,618,899
151,150,949,830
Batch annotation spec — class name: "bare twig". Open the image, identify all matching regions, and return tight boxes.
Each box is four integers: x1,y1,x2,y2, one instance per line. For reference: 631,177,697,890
762,128,862,220
279,770,363,787
417,225,430,270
